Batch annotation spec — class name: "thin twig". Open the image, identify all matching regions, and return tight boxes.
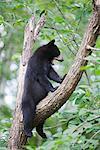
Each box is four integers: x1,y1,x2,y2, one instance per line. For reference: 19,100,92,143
53,0,79,48
83,130,100,149
44,26,76,55
73,115,100,132
84,58,100,65
84,71,91,86
87,45,100,51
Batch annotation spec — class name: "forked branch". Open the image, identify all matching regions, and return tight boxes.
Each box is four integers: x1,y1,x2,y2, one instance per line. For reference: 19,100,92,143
8,0,100,149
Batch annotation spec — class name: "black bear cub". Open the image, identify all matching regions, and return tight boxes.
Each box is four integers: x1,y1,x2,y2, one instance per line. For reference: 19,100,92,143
22,39,64,138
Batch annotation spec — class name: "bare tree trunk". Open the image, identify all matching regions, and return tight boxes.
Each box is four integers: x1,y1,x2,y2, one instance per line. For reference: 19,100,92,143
8,14,46,150
8,1,100,149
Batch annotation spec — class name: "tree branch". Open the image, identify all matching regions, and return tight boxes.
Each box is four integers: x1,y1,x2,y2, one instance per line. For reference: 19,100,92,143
33,0,100,127
8,0,100,149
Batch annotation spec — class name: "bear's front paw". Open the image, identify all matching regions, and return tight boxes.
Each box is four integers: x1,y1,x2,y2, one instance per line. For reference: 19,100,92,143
50,86,59,92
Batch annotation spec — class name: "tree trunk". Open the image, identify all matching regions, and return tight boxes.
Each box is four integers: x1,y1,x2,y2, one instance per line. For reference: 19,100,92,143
8,1,100,149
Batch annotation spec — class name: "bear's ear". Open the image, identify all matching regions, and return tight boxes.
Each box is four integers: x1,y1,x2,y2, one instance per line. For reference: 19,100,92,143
48,39,55,46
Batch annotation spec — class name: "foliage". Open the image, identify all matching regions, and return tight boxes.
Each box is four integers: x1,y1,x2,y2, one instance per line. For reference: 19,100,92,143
0,0,99,150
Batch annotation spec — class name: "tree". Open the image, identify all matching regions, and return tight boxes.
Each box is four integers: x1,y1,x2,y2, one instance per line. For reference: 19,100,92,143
8,0,100,149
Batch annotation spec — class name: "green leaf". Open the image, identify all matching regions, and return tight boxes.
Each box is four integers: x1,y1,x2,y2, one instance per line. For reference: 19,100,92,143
95,69,100,75
0,15,4,24
80,65,94,70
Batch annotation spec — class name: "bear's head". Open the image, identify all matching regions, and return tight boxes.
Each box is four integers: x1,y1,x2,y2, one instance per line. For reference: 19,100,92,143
35,40,63,62
46,39,63,62
47,39,60,58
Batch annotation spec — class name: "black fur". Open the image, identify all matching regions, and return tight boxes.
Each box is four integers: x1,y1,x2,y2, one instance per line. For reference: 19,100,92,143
22,40,64,138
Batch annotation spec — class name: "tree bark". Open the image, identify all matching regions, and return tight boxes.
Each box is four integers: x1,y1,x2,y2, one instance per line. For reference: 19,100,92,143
8,14,46,150
8,1,100,149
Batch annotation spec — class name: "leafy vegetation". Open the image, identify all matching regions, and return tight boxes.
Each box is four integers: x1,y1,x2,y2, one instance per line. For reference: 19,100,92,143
0,0,100,150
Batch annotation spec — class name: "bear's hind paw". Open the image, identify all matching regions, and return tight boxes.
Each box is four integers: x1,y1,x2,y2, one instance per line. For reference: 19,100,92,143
24,130,32,138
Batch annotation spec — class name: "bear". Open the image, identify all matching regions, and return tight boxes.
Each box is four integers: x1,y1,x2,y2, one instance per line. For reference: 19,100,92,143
22,39,65,138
